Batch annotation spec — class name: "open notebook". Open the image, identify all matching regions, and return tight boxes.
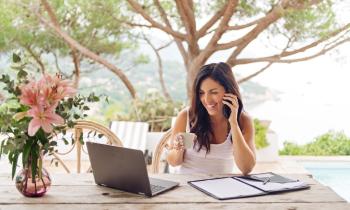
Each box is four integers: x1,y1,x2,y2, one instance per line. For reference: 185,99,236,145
188,172,310,200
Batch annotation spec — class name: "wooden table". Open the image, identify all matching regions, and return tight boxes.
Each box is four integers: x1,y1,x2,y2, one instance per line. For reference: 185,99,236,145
0,173,348,210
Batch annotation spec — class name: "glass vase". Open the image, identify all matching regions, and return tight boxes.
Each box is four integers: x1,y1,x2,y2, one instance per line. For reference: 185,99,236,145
15,165,52,197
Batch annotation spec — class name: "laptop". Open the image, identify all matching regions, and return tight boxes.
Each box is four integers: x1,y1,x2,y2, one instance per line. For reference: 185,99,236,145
86,142,179,197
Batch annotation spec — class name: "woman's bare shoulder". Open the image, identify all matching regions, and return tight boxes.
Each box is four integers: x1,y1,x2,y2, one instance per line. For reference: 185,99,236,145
177,108,188,120
240,111,254,132
173,108,188,131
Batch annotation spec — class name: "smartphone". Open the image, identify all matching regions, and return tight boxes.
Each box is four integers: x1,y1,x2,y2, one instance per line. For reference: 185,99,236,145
223,104,231,119
178,132,196,149
222,97,243,120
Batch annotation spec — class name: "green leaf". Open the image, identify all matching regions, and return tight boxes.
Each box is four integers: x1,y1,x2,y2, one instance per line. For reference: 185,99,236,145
31,151,38,183
12,53,21,63
0,140,5,158
22,140,32,168
17,69,27,79
11,152,19,180
79,134,84,145
49,141,57,147
87,130,93,138
62,137,69,145
97,133,104,138
38,157,42,179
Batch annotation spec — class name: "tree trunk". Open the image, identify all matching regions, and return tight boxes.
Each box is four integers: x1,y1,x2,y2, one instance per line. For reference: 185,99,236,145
186,59,205,99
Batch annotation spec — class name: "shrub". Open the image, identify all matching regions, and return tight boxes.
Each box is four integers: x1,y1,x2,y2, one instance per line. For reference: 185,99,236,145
107,91,185,131
254,119,269,149
279,131,350,155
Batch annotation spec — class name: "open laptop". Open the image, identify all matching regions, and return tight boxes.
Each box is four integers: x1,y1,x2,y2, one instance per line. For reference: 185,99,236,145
86,142,179,197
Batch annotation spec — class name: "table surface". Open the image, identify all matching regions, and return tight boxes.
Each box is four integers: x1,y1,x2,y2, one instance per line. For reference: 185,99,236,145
0,173,349,210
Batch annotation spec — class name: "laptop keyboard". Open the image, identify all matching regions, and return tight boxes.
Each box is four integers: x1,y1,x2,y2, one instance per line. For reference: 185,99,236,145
150,184,166,193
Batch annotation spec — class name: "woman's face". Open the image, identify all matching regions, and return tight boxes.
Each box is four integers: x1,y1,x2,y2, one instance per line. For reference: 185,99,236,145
199,78,225,116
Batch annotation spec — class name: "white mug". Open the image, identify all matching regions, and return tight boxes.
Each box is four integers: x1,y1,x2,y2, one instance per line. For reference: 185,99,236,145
178,132,197,149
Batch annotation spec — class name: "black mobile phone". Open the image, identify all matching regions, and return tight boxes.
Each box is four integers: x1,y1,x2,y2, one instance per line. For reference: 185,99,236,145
223,104,231,119
223,97,243,120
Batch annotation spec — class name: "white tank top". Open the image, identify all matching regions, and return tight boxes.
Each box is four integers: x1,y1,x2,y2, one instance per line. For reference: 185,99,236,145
177,109,234,174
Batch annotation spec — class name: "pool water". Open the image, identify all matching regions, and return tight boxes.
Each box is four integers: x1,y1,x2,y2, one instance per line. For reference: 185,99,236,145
300,161,350,202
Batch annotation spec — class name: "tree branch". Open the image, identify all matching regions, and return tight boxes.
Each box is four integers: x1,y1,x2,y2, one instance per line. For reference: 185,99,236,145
38,0,137,98
226,4,284,66
143,34,173,101
153,0,188,69
227,18,263,30
23,44,46,74
226,0,325,66
174,0,199,57
235,23,350,65
197,7,226,38
237,62,273,84
193,0,238,67
238,37,292,83
126,0,186,40
206,15,264,36
275,38,350,63
51,51,68,78
71,49,80,88
156,40,174,51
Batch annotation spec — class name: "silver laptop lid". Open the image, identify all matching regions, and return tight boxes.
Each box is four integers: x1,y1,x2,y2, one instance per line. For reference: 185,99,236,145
86,142,152,196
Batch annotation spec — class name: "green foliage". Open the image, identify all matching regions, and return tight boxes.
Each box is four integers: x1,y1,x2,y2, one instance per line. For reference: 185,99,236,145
0,53,100,179
106,91,185,131
279,131,350,155
0,0,143,76
254,119,269,149
271,0,336,41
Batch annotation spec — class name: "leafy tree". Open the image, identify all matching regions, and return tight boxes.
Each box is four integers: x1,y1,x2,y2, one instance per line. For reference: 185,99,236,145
5,0,349,99
0,0,146,97
122,0,350,96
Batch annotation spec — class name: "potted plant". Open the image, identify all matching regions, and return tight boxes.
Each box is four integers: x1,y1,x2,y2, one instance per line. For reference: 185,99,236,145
0,54,99,197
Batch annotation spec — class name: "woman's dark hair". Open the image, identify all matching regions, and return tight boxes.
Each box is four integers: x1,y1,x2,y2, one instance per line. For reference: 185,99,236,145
189,62,243,153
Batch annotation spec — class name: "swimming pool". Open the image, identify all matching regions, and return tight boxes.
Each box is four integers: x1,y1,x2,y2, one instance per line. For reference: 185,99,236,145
300,161,350,202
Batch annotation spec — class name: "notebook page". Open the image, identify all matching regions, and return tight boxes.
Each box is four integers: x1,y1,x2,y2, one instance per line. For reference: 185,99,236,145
191,178,264,199
235,177,308,192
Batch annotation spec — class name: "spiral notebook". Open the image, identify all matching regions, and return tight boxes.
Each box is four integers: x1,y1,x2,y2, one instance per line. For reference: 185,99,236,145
188,172,310,200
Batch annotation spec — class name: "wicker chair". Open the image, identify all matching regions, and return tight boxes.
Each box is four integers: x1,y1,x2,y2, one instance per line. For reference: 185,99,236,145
151,129,172,173
50,120,123,173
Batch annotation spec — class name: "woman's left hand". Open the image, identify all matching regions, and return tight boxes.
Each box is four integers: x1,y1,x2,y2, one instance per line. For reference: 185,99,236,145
222,93,239,126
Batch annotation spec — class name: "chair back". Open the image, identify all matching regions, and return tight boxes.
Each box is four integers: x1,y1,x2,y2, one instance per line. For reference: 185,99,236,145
50,120,123,173
110,121,149,152
151,128,172,173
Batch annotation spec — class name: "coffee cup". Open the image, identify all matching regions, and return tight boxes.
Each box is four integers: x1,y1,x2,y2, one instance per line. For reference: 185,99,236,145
178,132,196,149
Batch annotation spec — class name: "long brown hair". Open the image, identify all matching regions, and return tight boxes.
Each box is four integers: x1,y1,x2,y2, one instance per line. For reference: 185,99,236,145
189,62,243,153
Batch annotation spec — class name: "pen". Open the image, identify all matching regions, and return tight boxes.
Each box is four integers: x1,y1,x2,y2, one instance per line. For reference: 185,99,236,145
263,177,270,185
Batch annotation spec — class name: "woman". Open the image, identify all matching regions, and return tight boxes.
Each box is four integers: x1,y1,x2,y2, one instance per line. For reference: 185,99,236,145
166,62,256,175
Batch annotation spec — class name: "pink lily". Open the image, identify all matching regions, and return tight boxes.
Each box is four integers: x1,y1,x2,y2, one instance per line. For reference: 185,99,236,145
38,74,76,107
27,105,64,136
19,81,39,107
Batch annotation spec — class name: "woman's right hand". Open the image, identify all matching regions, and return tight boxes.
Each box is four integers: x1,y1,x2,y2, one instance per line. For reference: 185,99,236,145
172,134,185,151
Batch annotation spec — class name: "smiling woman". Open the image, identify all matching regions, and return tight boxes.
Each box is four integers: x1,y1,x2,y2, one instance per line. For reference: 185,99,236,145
166,62,256,175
